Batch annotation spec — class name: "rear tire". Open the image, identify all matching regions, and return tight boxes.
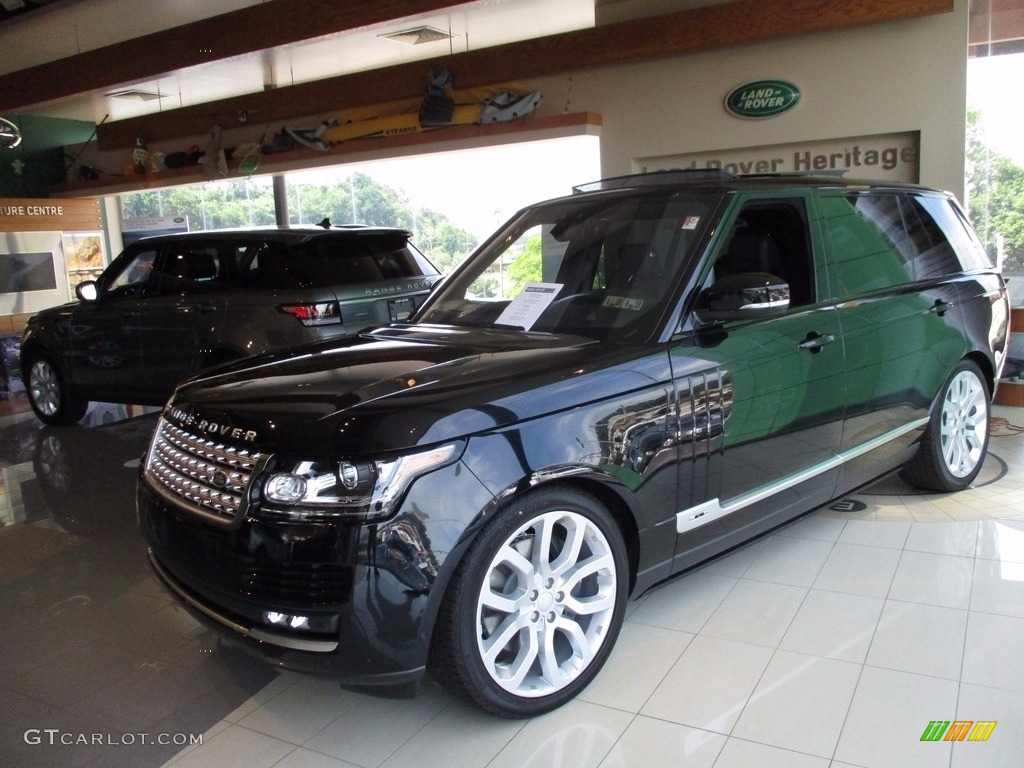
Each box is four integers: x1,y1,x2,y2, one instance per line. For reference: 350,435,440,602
430,486,628,718
900,359,990,492
25,353,89,426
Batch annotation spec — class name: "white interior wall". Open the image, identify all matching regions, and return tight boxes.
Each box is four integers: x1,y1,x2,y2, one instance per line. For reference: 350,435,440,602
532,0,968,200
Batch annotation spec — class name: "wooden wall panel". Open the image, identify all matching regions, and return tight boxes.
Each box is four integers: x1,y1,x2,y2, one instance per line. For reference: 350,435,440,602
0,197,102,232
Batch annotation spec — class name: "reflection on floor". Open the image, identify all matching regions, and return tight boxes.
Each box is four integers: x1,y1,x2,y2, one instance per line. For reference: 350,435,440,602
1,398,1022,768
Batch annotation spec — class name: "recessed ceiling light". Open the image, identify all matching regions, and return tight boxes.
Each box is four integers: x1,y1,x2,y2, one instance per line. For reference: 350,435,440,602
105,89,165,101
378,25,453,45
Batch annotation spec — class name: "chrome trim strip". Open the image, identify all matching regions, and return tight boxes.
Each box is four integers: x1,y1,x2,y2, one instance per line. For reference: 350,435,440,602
676,417,928,534
148,550,339,653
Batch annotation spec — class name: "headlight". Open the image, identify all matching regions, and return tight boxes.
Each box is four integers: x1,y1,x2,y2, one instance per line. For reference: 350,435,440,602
261,442,462,522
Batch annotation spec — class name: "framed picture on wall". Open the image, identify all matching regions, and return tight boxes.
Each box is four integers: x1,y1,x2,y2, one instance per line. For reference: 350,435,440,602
61,232,106,295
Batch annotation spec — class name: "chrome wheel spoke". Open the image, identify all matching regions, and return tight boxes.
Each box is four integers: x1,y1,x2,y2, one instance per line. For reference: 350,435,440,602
939,370,987,478
476,508,618,699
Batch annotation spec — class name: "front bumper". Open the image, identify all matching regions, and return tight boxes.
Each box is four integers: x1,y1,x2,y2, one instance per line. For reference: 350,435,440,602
137,474,465,686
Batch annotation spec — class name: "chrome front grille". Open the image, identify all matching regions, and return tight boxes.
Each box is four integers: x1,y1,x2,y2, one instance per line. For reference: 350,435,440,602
145,418,264,521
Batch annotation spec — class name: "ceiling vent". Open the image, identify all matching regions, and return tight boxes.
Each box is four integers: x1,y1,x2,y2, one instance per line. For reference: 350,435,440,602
378,25,453,45
105,88,165,101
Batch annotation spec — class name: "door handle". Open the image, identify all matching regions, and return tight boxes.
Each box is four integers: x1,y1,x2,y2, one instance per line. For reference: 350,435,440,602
930,299,954,317
798,332,835,353
178,303,218,313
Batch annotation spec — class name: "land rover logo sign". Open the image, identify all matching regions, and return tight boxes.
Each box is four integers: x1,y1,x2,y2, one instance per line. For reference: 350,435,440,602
725,81,800,119
0,117,22,149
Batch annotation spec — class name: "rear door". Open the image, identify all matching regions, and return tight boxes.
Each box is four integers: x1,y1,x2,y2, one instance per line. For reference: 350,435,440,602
817,191,969,490
670,192,846,563
136,240,229,393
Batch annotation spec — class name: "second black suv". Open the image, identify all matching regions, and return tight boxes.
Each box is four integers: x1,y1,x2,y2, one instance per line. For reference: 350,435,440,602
21,225,439,424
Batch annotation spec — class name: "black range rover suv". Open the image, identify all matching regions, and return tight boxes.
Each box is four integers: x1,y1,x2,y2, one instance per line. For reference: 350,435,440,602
20,225,439,424
137,171,1009,717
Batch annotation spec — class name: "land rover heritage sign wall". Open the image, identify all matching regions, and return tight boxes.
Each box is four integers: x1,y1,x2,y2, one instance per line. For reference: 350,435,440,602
636,132,920,184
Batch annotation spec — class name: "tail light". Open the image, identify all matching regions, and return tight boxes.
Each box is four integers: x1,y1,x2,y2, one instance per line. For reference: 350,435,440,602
277,301,341,326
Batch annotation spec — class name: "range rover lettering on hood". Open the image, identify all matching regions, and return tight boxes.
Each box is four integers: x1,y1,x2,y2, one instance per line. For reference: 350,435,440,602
167,406,258,443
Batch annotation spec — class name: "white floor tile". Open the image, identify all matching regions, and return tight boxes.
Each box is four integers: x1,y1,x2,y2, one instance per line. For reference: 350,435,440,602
888,551,973,609
962,612,1024,692
378,698,524,768
732,651,861,757
640,635,773,733
595,716,726,768
905,520,979,557
700,579,807,647
838,519,911,549
865,601,968,680
970,558,1024,618
775,512,848,542
976,519,1024,564
712,737,830,768
579,621,692,713
485,700,633,768
835,666,958,768
628,571,737,633
236,677,362,745
779,589,883,663
302,684,451,767
951,684,1024,768
164,723,296,768
813,543,901,598
742,535,834,587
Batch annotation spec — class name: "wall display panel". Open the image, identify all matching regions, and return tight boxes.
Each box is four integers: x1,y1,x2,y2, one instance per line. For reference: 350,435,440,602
0,232,67,315
636,132,920,184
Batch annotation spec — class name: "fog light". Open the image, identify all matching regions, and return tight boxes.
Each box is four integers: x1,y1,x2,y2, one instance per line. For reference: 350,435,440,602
263,610,310,631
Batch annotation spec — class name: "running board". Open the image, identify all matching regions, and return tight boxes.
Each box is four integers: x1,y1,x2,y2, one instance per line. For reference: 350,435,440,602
676,418,927,534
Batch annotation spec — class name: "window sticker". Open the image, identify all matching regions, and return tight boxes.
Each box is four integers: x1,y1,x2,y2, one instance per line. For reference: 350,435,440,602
495,282,563,329
682,216,701,230
602,296,645,311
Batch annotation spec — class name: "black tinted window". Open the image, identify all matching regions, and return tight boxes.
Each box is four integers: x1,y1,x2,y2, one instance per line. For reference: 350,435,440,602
916,194,994,272
235,235,432,289
822,194,914,295
898,195,962,279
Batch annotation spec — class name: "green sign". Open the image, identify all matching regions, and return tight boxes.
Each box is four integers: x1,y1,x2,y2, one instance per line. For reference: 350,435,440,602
725,81,800,119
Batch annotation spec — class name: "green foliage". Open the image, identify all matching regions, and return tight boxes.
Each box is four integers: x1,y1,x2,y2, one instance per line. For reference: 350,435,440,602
505,235,543,295
966,107,1024,274
120,173,475,272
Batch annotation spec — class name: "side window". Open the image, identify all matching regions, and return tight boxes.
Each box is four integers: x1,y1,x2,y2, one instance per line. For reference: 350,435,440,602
713,199,815,307
103,246,160,297
819,194,913,296
152,244,225,294
915,194,993,272
897,195,962,280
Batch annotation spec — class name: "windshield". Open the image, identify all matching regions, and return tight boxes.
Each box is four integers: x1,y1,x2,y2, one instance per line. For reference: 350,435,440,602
417,189,718,343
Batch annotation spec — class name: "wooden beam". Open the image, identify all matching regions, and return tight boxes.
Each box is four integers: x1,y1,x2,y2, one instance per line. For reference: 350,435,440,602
0,0,457,113
94,0,954,150
970,0,1024,46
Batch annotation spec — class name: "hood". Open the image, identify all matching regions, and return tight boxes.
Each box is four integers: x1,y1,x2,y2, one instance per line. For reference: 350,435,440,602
166,325,672,456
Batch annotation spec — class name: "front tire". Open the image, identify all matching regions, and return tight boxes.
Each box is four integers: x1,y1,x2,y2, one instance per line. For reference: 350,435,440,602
25,354,89,426
901,359,990,492
430,486,628,717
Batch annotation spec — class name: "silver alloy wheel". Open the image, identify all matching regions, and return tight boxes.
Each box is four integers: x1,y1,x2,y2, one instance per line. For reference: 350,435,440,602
475,509,618,698
940,369,988,478
29,359,61,418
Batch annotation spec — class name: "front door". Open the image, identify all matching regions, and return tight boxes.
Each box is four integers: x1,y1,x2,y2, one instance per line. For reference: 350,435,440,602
670,193,846,564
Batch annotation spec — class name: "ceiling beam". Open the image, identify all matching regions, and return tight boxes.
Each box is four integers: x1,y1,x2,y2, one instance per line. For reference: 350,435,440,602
0,0,457,113
91,0,953,150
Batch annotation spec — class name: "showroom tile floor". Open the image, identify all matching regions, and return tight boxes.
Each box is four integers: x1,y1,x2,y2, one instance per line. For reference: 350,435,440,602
0,399,1022,768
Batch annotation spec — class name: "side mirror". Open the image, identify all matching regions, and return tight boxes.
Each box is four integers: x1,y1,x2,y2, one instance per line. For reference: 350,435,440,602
694,272,790,323
75,281,98,302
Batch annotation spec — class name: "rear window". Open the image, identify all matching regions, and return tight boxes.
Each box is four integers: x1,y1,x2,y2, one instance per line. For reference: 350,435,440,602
234,235,436,290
